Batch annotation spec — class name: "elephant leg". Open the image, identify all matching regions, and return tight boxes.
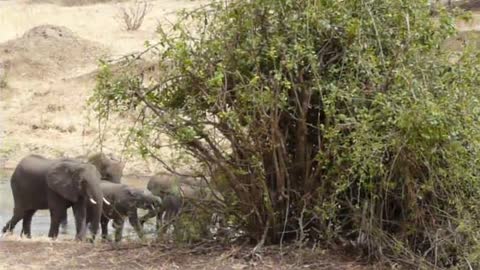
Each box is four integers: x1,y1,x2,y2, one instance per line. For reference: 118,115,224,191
21,209,36,238
127,210,144,240
112,218,125,242
156,211,163,233
101,216,109,240
48,207,67,239
155,211,170,238
2,208,24,234
139,209,157,226
60,213,68,233
72,203,87,241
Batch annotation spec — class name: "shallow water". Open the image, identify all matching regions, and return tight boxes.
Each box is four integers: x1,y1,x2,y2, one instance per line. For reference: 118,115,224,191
0,170,154,239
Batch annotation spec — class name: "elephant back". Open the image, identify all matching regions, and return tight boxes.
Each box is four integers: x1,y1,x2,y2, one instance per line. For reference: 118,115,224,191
147,173,181,196
15,155,55,176
9,154,55,209
98,181,129,201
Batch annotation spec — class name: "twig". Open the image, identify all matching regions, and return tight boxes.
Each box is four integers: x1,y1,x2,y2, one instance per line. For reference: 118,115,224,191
98,242,168,252
248,218,270,258
465,256,473,270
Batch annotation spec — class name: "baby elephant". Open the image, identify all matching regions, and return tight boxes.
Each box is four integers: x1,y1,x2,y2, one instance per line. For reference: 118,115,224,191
87,181,162,242
139,173,200,233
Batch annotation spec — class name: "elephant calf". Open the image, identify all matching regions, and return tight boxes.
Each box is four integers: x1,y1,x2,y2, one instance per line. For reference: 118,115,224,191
87,181,162,242
139,172,201,233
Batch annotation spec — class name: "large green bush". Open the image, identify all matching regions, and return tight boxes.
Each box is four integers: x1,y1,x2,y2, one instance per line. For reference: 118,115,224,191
91,0,480,267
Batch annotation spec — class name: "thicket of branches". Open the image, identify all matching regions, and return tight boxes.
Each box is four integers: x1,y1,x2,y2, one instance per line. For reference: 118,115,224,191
90,0,480,267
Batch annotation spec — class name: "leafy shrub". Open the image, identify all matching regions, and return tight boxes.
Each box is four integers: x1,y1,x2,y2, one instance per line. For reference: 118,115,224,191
91,0,480,267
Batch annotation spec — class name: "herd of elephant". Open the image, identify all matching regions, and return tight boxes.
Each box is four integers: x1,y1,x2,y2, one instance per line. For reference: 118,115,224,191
1,153,194,242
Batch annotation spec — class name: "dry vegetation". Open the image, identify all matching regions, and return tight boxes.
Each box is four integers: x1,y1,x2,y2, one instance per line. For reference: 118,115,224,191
2,0,480,269
0,239,372,270
0,1,371,269
0,0,206,174
117,0,151,31
29,0,128,6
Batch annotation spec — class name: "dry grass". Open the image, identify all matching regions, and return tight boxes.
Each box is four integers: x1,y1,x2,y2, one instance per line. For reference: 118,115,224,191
442,30,480,51
117,0,151,31
29,0,128,6
0,79,7,89
0,61,10,90
0,239,374,270
0,0,207,173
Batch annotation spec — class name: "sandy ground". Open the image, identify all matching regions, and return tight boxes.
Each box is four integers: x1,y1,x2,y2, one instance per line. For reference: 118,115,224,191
0,0,208,175
0,237,372,270
0,0,203,55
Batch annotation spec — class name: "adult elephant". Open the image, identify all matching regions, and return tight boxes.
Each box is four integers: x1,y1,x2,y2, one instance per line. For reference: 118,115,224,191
1,155,106,240
87,181,162,242
87,153,125,183
60,152,125,229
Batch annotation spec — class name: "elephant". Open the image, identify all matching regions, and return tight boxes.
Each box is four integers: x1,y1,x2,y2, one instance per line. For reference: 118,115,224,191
1,154,107,240
140,171,231,240
87,153,125,184
87,181,162,242
139,172,203,233
60,152,125,229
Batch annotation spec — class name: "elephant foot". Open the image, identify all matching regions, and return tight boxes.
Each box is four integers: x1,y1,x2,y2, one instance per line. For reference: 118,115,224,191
3,229,16,237
60,225,69,235
101,237,113,243
75,236,86,242
1,224,12,234
86,237,95,244
20,231,32,239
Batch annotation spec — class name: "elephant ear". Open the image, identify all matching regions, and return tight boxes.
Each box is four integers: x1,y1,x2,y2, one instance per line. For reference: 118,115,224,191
88,153,107,173
46,162,83,202
88,153,124,182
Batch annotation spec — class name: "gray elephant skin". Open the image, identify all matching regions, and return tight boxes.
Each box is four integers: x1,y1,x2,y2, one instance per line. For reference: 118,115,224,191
140,173,200,231
1,154,105,240
87,181,162,242
60,152,125,228
87,153,124,183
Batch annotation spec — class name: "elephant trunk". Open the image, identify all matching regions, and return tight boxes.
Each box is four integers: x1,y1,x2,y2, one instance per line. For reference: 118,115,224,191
141,191,163,211
86,181,104,237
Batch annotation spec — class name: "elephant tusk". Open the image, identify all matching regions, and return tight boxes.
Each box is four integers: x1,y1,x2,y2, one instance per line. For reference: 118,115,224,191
89,198,97,205
103,197,111,205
